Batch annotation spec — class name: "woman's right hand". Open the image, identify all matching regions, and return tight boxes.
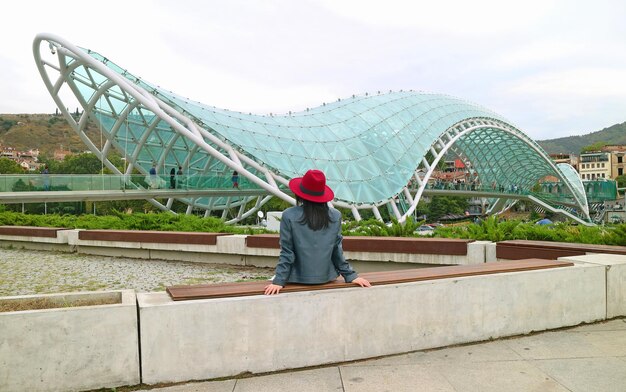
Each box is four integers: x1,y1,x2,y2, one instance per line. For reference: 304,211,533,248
352,277,371,287
264,284,284,295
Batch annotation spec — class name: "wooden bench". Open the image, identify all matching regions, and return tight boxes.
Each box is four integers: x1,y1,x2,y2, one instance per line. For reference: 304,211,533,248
166,259,574,301
496,240,626,260
0,226,68,238
78,230,229,245
246,234,474,255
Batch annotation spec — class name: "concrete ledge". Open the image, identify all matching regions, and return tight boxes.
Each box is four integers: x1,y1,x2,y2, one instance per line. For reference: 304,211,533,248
559,253,626,318
70,230,226,261
67,231,487,267
0,290,140,391
0,226,73,251
0,228,489,267
245,234,483,266
137,263,605,384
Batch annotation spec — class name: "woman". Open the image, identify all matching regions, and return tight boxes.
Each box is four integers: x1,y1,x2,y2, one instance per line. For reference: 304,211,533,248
264,169,371,295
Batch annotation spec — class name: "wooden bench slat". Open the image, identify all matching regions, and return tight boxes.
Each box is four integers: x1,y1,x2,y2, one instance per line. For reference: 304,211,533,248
496,240,626,260
78,230,229,245
246,234,473,255
499,240,626,253
166,259,573,301
0,226,66,238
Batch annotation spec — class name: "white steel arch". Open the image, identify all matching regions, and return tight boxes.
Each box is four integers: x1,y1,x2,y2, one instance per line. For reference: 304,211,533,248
33,33,591,224
34,33,289,222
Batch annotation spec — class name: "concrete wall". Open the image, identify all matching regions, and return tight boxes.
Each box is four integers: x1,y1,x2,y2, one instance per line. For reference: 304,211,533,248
560,253,626,318
0,228,73,252
0,290,140,392
137,262,606,384
65,229,488,268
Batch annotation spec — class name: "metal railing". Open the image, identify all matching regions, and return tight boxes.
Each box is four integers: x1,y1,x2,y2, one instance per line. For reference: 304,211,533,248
0,174,265,193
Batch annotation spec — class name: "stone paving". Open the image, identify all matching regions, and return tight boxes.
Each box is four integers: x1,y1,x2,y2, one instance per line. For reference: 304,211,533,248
0,248,273,296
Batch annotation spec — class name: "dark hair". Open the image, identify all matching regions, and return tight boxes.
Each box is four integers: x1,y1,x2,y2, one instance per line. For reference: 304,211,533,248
297,196,332,231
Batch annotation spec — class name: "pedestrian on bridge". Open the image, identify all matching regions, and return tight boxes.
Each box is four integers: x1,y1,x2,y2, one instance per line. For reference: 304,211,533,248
231,171,239,188
149,163,158,189
42,165,50,191
177,166,184,189
170,167,176,189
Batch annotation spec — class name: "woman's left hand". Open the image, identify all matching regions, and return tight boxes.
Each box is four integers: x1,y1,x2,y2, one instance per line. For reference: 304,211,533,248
352,277,371,287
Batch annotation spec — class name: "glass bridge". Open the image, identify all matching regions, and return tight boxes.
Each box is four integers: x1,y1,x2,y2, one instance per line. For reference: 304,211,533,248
31,33,596,225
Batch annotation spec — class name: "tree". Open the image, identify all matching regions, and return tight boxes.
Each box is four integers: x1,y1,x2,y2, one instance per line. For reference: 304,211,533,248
0,158,24,174
0,117,17,132
581,141,607,153
616,175,626,189
42,152,125,174
427,196,469,221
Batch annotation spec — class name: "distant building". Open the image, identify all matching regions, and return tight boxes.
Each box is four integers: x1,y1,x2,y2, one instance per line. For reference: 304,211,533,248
550,153,578,171
579,151,611,180
0,145,40,171
601,145,626,178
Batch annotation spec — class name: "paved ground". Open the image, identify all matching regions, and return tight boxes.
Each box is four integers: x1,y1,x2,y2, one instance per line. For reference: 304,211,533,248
136,318,626,392
0,248,273,296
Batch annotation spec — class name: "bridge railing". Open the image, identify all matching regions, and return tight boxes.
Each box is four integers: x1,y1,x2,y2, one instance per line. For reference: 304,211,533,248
0,174,263,193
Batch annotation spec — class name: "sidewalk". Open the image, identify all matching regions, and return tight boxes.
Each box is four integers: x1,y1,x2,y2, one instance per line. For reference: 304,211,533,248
137,318,626,392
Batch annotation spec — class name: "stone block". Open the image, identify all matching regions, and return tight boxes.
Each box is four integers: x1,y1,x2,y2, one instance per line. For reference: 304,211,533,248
559,253,626,318
0,290,140,391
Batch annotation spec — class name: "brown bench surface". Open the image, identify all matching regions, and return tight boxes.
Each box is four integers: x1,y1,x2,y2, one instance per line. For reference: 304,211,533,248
496,240,626,260
246,234,473,255
166,259,573,301
79,230,229,245
0,226,67,238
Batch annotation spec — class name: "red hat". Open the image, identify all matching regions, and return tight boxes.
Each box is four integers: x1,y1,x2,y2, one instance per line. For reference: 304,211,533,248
289,169,334,203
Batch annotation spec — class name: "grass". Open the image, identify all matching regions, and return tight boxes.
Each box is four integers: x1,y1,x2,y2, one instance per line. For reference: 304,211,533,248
0,296,119,313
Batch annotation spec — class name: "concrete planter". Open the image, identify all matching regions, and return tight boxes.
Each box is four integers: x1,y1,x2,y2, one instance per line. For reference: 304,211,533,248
0,290,140,392
138,262,606,384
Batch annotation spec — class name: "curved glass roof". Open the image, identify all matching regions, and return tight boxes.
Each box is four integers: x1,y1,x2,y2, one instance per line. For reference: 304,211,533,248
155,90,508,204
76,49,523,204
557,163,589,214
37,38,587,221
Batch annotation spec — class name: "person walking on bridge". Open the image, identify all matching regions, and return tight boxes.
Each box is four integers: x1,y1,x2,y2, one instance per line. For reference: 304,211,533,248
170,167,176,189
176,166,184,189
231,170,239,188
42,165,50,191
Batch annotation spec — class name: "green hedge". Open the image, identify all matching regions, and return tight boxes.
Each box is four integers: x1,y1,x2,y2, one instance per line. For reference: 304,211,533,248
0,210,624,246
0,210,269,235
435,216,626,246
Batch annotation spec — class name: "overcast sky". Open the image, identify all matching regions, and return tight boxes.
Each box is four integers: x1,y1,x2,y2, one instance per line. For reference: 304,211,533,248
2,0,626,140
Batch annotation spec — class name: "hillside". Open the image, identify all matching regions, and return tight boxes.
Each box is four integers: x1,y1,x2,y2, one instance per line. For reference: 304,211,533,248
537,122,626,154
0,113,99,157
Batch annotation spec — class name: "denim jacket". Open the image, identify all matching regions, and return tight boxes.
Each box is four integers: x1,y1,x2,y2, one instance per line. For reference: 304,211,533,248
272,206,358,286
